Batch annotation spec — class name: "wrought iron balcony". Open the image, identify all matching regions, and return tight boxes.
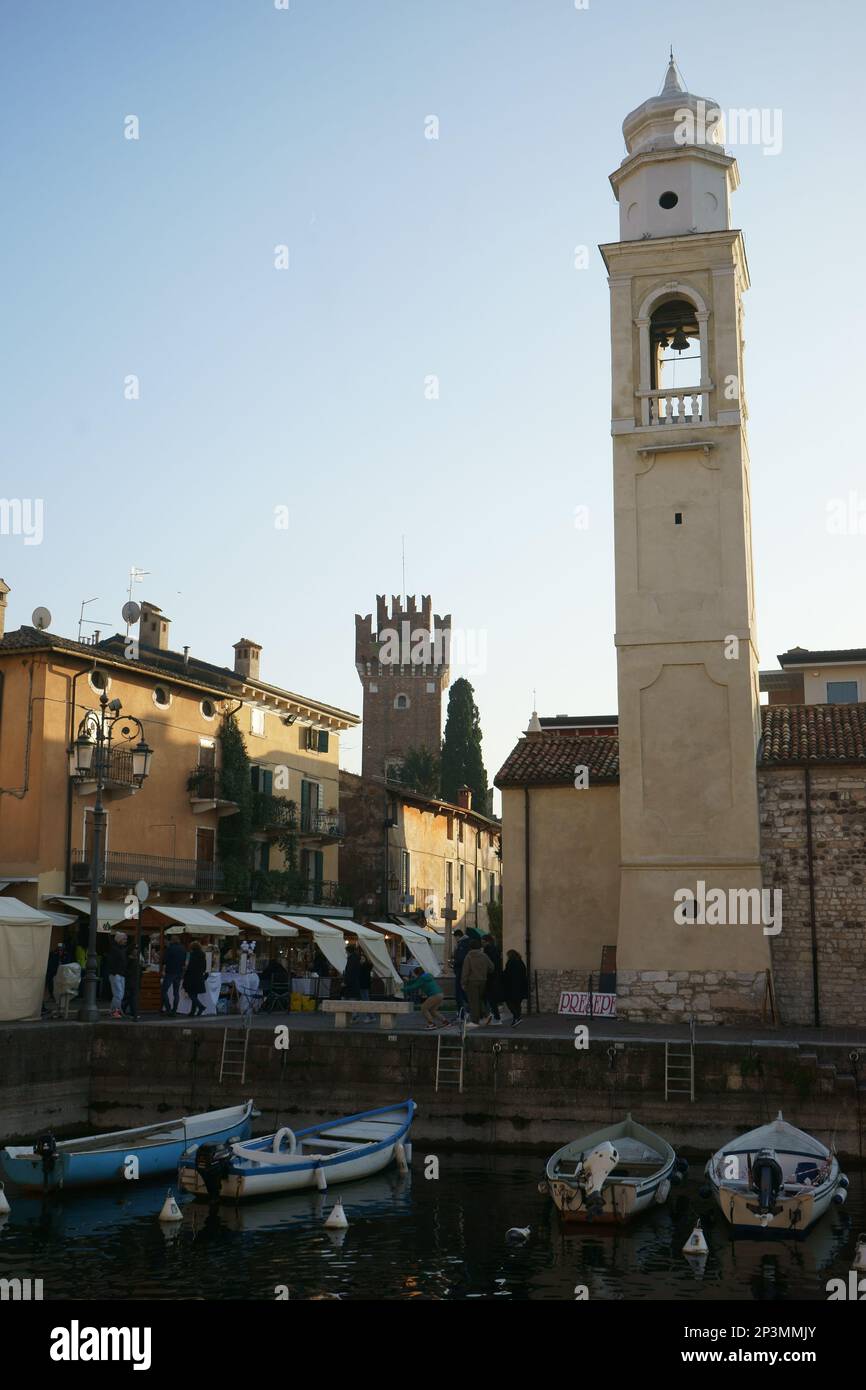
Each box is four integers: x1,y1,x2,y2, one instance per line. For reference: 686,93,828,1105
293,879,344,906
252,793,297,833
72,747,139,792
299,807,345,840
71,849,225,893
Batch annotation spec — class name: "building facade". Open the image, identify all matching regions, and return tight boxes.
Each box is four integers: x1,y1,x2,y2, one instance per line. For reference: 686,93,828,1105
0,586,359,919
340,772,501,949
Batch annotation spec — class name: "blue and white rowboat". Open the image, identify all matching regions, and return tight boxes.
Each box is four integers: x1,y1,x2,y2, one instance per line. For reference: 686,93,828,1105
0,1101,255,1194
179,1100,416,1200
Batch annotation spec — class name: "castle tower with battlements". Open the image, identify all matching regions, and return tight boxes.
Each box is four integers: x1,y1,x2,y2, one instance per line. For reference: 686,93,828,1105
355,594,451,782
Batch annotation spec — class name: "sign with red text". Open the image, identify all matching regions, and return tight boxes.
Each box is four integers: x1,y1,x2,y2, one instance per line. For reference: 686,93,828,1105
558,990,617,1018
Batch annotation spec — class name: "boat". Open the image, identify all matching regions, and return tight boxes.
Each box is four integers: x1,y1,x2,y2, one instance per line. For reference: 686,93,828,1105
0,1101,255,1194
541,1114,683,1224
703,1112,848,1236
179,1100,415,1200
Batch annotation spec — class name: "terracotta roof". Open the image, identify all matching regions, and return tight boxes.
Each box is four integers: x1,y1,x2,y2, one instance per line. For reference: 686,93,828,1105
759,703,866,765
778,647,866,666
495,733,620,788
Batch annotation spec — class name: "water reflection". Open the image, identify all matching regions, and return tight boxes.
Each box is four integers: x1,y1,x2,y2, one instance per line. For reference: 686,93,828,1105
0,1152,860,1300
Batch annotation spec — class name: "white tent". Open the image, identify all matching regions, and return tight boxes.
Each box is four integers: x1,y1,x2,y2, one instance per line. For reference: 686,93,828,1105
148,907,239,936
46,895,130,933
276,915,347,972
218,910,298,937
368,920,441,978
322,919,404,989
0,897,53,1022
395,915,445,964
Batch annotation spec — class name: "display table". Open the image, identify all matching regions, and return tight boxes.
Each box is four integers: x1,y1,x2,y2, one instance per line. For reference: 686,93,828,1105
177,972,222,1016
232,972,260,1014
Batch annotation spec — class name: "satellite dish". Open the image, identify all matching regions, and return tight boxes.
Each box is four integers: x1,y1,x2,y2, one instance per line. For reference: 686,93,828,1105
134,879,149,903
122,601,141,625
32,607,52,630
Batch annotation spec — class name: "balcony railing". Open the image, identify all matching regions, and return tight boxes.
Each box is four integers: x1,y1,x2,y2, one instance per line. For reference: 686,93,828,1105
644,388,709,426
299,807,345,839
71,849,225,893
187,767,219,799
73,747,138,791
293,879,344,906
252,793,297,832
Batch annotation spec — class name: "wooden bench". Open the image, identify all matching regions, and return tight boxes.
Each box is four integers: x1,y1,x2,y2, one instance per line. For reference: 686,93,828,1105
320,1000,414,1029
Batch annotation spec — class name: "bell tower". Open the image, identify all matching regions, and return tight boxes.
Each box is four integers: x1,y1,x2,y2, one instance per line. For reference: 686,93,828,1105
601,59,771,1021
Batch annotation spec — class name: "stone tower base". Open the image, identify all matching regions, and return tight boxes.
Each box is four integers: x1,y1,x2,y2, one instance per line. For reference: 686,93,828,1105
616,969,766,1025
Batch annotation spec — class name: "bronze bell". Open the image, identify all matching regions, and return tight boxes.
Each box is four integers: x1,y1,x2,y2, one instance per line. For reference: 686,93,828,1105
670,326,690,353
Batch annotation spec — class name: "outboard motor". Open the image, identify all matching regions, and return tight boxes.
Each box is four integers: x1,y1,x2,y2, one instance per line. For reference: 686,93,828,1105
35,1133,57,1186
194,1142,232,1200
576,1141,619,1219
751,1148,783,1214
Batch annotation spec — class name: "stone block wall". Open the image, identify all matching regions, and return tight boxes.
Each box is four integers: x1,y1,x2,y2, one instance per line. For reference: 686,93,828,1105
759,766,866,1027
616,969,766,1023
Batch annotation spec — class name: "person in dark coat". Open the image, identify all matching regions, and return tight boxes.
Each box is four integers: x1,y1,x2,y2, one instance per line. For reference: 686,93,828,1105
482,933,503,1024
452,930,473,1017
358,953,374,1023
342,944,364,1024
122,937,142,1020
162,938,187,1015
45,944,63,1007
503,949,529,1026
183,941,208,1018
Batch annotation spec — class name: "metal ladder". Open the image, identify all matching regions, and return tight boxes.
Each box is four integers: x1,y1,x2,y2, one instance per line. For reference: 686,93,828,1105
664,1015,696,1101
435,1018,466,1092
219,1012,251,1085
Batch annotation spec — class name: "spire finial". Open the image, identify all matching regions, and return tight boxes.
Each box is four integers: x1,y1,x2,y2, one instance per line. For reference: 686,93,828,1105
661,50,685,96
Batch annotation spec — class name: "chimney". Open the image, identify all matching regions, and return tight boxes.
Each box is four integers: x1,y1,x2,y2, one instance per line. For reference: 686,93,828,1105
0,578,9,638
456,785,472,811
233,638,262,682
140,601,171,651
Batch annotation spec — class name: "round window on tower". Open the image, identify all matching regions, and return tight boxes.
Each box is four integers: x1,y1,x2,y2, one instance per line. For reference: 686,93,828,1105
659,191,679,210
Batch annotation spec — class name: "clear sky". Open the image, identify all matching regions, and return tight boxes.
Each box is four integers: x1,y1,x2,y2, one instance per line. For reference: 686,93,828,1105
3,0,865,809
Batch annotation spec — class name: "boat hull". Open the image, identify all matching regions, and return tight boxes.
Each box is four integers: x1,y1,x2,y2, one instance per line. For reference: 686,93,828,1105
706,1167,841,1237
0,1108,253,1194
179,1101,415,1202
548,1160,675,1224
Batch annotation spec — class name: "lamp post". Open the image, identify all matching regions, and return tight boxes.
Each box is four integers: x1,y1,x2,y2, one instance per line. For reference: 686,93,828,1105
68,691,153,1022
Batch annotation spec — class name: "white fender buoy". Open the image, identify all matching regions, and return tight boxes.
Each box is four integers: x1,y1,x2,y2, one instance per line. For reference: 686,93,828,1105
159,1190,183,1223
655,1178,672,1206
315,1166,328,1192
682,1220,708,1256
0,1183,10,1216
403,1141,413,1165
853,1233,866,1272
395,1142,408,1174
324,1199,348,1230
505,1226,530,1245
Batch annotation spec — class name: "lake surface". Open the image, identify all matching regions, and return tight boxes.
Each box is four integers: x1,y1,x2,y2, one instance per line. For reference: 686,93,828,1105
1,1151,862,1301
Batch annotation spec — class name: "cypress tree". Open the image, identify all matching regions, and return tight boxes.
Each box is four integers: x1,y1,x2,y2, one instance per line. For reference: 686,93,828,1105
440,677,489,814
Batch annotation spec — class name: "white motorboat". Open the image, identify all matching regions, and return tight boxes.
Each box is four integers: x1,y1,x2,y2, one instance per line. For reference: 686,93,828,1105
703,1112,848,1236
541,1114,683,1224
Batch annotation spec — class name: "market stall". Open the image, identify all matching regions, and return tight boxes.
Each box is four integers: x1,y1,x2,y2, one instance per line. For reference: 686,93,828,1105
143,905,239,1016
368,919,441,978
321,918,404,991
0,897,53,1022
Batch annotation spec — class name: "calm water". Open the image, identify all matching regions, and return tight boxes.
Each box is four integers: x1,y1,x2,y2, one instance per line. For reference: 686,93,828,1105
1,1152,862,1301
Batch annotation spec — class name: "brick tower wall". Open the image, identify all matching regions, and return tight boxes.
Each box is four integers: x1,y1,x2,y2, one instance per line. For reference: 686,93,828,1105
355,594,451,782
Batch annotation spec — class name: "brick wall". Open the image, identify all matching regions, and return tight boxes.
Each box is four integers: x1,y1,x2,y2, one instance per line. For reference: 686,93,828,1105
760,766,866,1026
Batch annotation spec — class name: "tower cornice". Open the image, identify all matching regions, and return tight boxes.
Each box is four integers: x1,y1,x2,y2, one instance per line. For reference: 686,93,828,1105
599,228,750,291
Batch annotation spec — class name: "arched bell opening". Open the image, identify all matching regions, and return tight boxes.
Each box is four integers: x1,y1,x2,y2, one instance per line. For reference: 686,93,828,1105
650,298,701,392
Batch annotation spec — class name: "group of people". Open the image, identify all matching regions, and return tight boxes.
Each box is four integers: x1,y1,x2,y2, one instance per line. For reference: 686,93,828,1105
338,927,528,1032
104,932,209,1020
452,928,528,1028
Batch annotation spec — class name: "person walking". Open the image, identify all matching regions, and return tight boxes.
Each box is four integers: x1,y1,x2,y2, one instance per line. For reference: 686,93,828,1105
452,929,472,1018
503,949,529,1026
162,938,187,1015
122,936,143,1020
184,940,208,1018
107,931,128,1019
461,939,493,1027
342,943,364,1024
358,952,374,1024
403,967,448,1028
483,933,503,1024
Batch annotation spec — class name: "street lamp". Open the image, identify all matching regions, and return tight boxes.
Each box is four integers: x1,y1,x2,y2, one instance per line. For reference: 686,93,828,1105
68,690,153,1022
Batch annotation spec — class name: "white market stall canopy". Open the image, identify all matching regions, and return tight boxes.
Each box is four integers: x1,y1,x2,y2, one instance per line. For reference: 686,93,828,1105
322,919,404,988
277,915,347,972
47,895,131,932
149,906,239,936
0,897,53,1022
369,920,441,977
395,916,445,963
218,910,299,938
